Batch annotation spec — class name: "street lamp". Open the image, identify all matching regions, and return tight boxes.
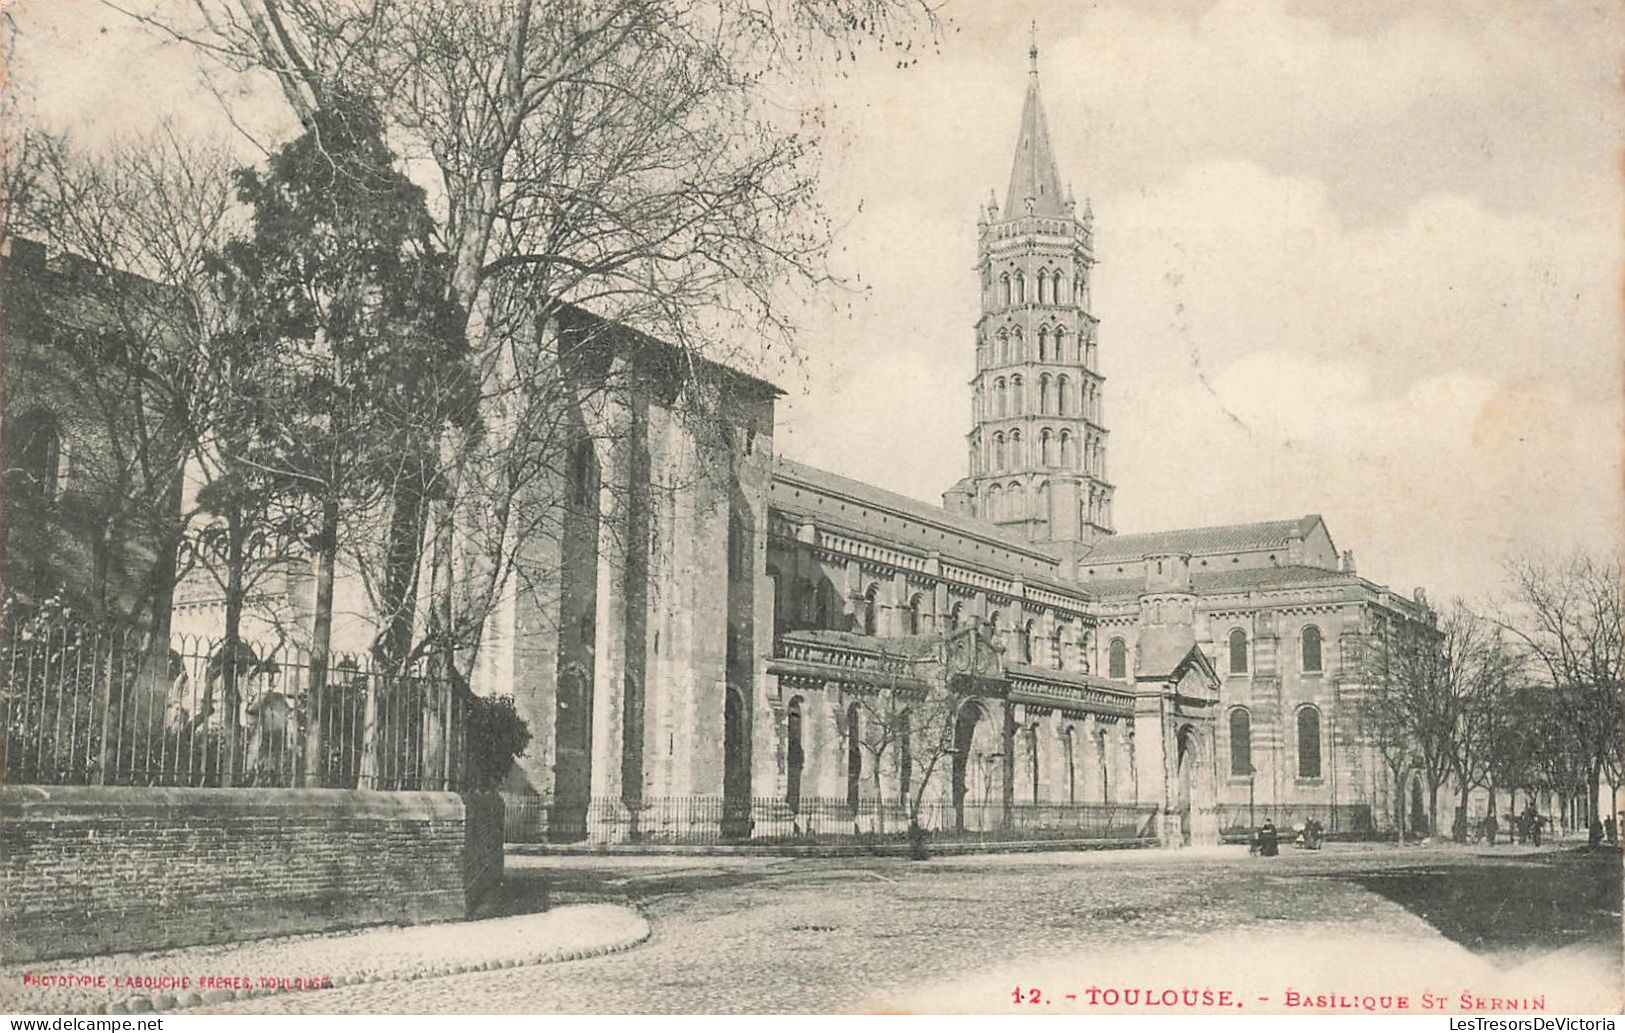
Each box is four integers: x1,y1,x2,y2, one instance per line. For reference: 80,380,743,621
1248,764,1257,831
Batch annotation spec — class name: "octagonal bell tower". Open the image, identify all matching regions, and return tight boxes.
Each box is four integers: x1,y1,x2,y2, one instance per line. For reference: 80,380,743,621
944,28,1114,561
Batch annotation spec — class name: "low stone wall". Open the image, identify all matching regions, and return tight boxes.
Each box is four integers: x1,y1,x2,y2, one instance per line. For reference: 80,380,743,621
0,785,504,963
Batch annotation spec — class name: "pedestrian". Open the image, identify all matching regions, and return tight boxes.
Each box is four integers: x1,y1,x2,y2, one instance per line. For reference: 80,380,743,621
1258,819,1279,857
1530,812,1542,847
1484,811,1498,847
1588,818,1603,848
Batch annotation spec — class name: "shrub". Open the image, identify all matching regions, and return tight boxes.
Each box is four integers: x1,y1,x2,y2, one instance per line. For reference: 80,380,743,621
464,693,531,792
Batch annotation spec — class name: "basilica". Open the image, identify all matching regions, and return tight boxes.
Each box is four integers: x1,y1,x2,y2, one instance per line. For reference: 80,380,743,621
482,42,1437,847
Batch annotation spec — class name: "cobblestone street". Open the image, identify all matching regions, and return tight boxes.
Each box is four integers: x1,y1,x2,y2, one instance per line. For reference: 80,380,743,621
199,843,1622,1015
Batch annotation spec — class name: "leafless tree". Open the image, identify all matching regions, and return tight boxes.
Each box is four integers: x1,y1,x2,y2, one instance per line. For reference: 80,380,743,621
107,0,946,687
2,123,245,635
1500,551,1623,827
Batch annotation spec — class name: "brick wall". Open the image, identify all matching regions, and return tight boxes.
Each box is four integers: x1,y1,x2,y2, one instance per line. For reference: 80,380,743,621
0,785,502,963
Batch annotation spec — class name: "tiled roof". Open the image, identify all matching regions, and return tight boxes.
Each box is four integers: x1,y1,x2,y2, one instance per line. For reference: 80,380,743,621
1079,515,1324,563
1082,564,1355,601
772,457,1068,574
1130,626,1194,679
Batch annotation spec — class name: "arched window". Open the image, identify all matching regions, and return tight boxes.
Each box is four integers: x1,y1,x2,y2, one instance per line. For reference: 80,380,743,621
1040,428,1054,466
1297,706,1322,778
1059,430,1073,468
1008,432,1021,468
1051,624,1065,670
1026,724,1041,804
1062,726,1077,802
1037,327,1049,361
816,578,841,630
1229,707,1253,776
1302,625,1323,673
1019,620,1034,663
786,697,805,808
1011,376,1024,414
997,328,1009,364
908,593,924,635
995,377,1007,417
1053,327,1067,363
1001,273,1011,307
950,601,966,628
986,482,1003,520
798,578,817,626
994,433,1006,471
1015,270,1026,304
987,610,1003,648
1053,270,1066,305
1057,375,1070,415
846,702,862,813
863,583,880,636
1012,327,1025,362
1228,628,1249,674
1108,638,1127,680
7,411,62,502
1039,374,1052,414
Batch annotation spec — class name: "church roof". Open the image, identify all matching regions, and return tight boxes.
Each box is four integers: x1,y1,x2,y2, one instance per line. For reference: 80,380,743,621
1079,515,1326,563
773,456,1061,565
1003,40,1068,219
1082,564,1354,601
1134,627,1217,684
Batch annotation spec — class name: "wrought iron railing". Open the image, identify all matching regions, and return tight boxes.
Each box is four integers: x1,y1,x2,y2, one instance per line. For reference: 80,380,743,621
502,793,1161,846
1,617,464,790
1214,803,1375,838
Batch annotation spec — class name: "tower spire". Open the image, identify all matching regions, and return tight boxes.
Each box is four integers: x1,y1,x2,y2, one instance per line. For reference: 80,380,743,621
1004,24,1066,218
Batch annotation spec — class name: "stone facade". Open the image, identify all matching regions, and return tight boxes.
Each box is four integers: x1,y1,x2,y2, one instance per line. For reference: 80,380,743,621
483,40,1435,847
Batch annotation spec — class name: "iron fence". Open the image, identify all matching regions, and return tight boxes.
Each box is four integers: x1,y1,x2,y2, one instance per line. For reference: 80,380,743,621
1,617,464,790
502,793,1161,846
1215,803,1375,839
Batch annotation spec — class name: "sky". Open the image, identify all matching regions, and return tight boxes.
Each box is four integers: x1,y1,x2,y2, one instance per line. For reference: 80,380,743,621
7,0,1622,607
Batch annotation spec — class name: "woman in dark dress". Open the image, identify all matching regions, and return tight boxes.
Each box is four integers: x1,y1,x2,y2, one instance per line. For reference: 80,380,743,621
1258,819,1279,857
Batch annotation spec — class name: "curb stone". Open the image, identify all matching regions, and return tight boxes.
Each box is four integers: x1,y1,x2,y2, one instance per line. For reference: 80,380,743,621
163,913,652,1014
17,907,652,1016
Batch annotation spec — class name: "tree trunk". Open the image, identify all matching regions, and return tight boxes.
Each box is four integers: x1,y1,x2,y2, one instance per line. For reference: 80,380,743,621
1427,780,1441,838
1588,757,1603,827
303,497,338,787
1392,766,1407,843
220,513,245,787
376,469,427,674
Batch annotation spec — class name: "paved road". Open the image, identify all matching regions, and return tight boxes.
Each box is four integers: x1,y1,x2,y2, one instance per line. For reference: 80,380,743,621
203,843,1623,1014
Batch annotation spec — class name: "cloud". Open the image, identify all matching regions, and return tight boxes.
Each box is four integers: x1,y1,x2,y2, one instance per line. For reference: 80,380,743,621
785,149,1621,605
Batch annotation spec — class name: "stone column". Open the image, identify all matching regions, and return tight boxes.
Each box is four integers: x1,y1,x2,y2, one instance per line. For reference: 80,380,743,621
1132,689,1175,845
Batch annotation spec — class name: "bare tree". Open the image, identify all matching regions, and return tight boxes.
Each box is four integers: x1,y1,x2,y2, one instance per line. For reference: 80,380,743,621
2,124,242,633
1362,601,1502,838
111,0,945,687
1446,620,1521,839
1500,551,1623,828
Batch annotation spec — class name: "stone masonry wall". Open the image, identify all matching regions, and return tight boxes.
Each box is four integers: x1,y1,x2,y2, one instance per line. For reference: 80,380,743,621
0,786,496,963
